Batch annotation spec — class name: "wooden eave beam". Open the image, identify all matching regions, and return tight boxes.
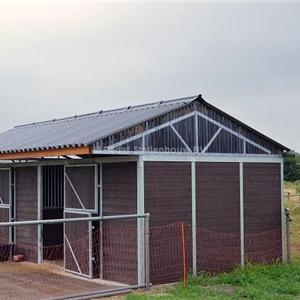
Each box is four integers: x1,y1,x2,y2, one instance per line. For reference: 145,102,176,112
0,146,91,160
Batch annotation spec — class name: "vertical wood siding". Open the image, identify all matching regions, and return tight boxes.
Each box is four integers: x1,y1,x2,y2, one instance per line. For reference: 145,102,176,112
196,162,240,232
15,167,38,262
144,162,192,283
93,100,282,154
0,169,10,205
102,162,137,284
65,166,96,210
102,162,137,216
196,162,240,272
244,163,282,263
144,162,192,226
244,163,281,232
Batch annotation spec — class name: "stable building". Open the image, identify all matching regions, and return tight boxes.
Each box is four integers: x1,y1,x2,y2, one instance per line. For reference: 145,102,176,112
0,95,289,285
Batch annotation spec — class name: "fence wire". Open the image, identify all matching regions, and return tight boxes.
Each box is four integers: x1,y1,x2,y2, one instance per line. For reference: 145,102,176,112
0,220,283,300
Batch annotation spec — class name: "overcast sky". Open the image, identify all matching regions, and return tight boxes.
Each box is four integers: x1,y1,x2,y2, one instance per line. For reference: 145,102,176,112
0,2,299,151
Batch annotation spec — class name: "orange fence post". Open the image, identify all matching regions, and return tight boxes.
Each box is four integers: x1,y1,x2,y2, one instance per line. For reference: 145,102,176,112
181,222,187,288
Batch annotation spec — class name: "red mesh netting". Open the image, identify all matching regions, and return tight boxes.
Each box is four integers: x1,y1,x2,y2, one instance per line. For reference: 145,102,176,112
245,228,282,264
0,223,282,286
197,228,241,273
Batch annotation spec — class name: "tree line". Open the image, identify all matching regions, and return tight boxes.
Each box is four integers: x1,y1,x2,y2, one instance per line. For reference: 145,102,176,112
284,154,300,182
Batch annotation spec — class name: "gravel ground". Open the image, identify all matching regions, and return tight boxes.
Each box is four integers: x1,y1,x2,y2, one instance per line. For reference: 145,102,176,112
0,261,116,300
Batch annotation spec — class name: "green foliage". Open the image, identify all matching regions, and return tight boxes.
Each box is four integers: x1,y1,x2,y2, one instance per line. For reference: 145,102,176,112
284,155,300,182
127,264,300,300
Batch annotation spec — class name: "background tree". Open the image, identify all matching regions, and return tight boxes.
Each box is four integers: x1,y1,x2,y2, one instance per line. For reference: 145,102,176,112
284,154,300,182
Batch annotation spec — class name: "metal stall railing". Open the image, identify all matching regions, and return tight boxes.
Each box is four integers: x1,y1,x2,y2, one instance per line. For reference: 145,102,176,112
0,213,150,300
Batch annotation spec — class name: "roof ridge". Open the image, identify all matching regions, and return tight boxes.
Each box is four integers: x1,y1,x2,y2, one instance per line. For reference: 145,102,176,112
13,95,198,130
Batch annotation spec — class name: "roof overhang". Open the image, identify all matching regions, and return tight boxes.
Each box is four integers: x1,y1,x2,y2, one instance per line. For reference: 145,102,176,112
0,145,91,160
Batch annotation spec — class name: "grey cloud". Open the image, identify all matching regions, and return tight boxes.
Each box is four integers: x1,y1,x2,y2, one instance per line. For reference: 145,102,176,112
0,3,299,150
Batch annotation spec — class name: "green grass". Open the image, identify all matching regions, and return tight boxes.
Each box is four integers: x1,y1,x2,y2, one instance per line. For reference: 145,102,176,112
285,181,300,262
285,180,300,195
127,264,300,300
127,181,300,300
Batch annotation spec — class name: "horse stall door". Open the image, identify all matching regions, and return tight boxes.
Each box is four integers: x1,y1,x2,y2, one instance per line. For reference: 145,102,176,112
64,211,93,278
63,165,98,278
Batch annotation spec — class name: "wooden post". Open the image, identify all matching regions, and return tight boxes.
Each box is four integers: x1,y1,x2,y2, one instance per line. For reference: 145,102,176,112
285,208,292,262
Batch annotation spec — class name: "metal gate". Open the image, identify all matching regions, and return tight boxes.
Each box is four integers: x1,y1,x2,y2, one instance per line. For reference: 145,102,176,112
0,168,12,246
64,164,98,278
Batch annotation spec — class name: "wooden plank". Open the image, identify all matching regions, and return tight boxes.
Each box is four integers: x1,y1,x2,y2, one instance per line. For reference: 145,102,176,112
0,146,91,160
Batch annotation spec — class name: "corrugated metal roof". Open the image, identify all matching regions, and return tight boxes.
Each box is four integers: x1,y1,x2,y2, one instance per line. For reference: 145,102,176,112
0,96,197,153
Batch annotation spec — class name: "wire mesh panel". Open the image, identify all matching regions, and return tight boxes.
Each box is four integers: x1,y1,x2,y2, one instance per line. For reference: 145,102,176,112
197,228,241,273
149,223,185,284
245,228,282,264
102,220,138,285
64,165,98,212
64,211,92,278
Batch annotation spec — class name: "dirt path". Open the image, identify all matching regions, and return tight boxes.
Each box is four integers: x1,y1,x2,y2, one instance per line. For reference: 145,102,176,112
0,261,116,300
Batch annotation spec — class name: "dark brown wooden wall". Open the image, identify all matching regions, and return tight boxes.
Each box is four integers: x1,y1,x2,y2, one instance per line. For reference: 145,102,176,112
65,166,96,210
144,162,192,226
144,162,192,283
15,167,38,262
243,163,282,263
244,163,281,233
102,162,138,284
196,162,240,233
0,169,10,205
196,162,241,273
102,162,137,216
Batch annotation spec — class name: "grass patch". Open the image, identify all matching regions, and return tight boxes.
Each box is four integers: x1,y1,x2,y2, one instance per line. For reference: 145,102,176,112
128,181,300,300
285,181,300,195
285,181,300,262
127,264,300,300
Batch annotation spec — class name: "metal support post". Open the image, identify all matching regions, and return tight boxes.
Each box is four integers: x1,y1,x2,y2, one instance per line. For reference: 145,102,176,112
144,214,150,289
137,156,145,285
37,164,43,264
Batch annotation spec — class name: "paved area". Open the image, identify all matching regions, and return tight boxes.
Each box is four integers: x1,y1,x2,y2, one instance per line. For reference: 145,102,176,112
0,261,116,300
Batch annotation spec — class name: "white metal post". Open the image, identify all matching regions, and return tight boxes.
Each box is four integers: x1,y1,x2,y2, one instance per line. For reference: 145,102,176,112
8,168,12,244
144,214,150,289
13,168,16,246
89,219,93,278
239,162,244,267
191,161,197,276
194,113,199,153
37,164,43,264
137,156,145,285
99,163,104,279
281,159,287,262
